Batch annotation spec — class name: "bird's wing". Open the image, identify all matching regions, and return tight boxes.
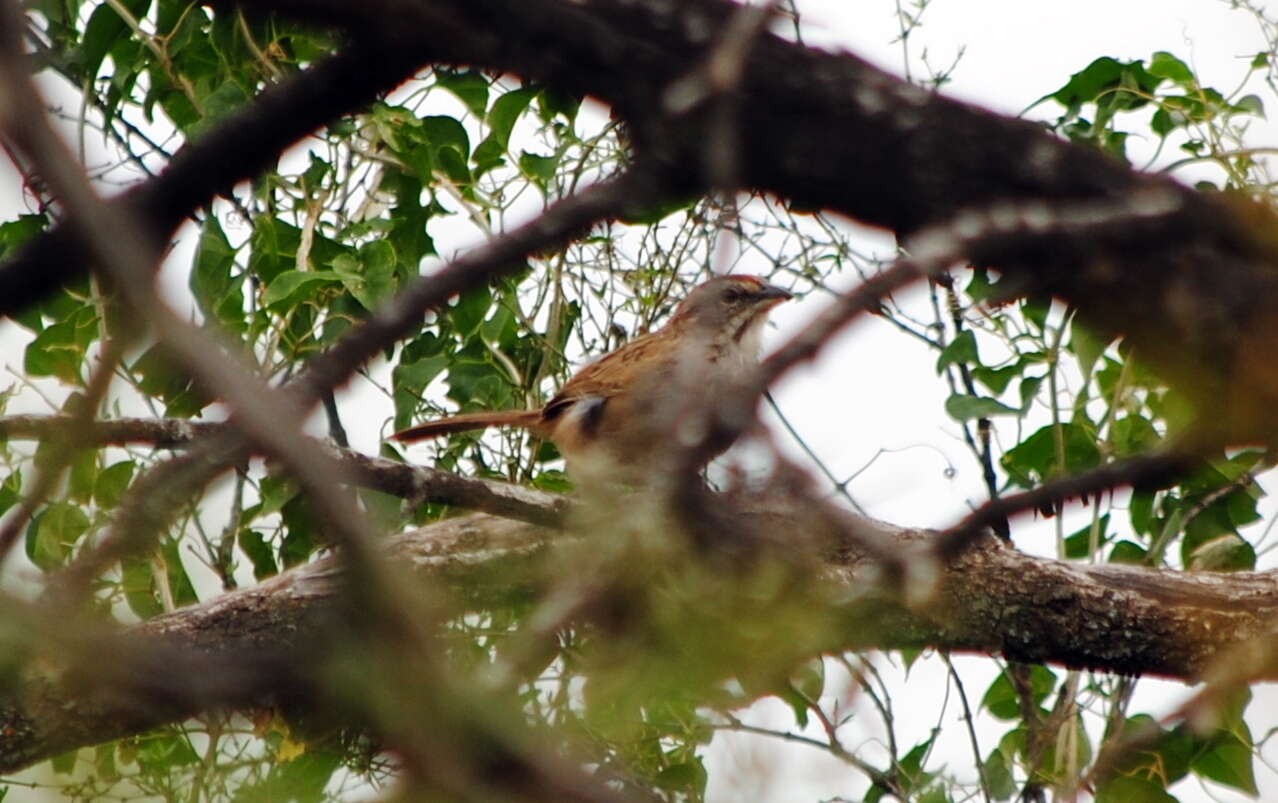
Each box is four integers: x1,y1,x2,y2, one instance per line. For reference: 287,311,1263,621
542,330,671,420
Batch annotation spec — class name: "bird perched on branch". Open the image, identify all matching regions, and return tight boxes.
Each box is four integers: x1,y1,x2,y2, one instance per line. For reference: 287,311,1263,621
393,275,792,484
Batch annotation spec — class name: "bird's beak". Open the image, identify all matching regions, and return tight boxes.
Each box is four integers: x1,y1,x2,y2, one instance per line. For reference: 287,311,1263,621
756,283,793,305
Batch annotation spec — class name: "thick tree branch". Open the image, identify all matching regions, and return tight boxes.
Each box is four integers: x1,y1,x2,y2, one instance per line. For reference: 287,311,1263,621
3,502,1276,773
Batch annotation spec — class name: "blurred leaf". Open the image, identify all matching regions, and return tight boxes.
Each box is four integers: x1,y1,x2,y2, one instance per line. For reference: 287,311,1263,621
1111,414,1160,457
238,529,278,580
94,460,136,509
1148,51,1194,85
450,284,493,336
935,330,979,372
26,502,91,571
1191,740,1257,794
1095,775,1176,803
944,394,1019,421
983,744,1016,801
1187,534,1255,571
189,215,245,332
333,241,397,312
519,151,559,188
262,269,340,308
0,472,20,519
1001,423,1101,488
131,346,208,418
1109,540,1148,564
1063,513,1110,559
50,749,78,776
982,665,1056,720
1234,94,1264,118
972,364,1020,394
435,69,489,116
1069,317,1112,378
392,355,451,430
136,730,199,771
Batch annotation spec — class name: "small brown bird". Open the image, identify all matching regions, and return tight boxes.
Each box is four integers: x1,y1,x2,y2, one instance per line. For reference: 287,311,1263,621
393,275,792,482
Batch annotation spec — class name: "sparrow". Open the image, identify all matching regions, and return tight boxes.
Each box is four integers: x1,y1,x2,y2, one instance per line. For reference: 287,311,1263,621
393,275,792,483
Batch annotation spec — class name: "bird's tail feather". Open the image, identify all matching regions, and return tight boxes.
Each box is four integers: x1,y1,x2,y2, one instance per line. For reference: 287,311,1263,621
391,410,543,441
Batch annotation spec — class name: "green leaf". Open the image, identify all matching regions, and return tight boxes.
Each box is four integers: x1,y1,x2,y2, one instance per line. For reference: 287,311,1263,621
964,267,999,303
187,79,251,138
135,730,199,771
1052,57,1125,108
435,69,489,116
79,0,152,80
537,85,581,122
131,346,208,418
1018,375,1044,413
1069,318,1112,378
26,502,91,571
1187,534,1255,571
0,215,49,263
257,475,299,518
450,284,492,336
1234,94,1265,118
1095,775,1177,803
485,87,536,148
238,529,278,580
280,494,319,567
944,394,1019,421
1063,514,1110,559
392,355,451,430
0,472,20,519
421,115,471,162
261,269,341,308
896,737,938,793
121,556,161,618
50,749,78,776
1191,741,1257,794
936,330,979,372
24,308,98,384
1000,423,1101,488
1108,539,1148,564
653,762,706,793
1148,51,1194,85
1021,296,1051,330
518,151,559,188
1111,414,1160,457
94,461,136,508
189,216,244,332
332,241,397,312
971,365,1020,395
67,449,97,503
983,745,1016,801
981,665,1056,720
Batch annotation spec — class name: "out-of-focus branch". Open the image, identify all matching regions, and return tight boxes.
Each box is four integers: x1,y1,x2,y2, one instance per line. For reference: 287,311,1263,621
5,501,1277,773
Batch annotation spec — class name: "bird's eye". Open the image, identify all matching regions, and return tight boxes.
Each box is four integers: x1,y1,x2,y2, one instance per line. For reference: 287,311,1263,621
722,288,743,303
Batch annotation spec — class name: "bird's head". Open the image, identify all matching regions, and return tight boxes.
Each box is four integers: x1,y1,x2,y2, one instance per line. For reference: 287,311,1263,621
671,275,793,342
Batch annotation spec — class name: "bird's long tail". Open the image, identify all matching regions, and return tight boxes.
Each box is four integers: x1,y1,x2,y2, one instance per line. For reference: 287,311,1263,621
391,409,543,441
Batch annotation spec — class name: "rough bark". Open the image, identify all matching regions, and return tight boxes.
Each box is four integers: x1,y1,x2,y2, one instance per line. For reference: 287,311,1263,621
3,506,1276,773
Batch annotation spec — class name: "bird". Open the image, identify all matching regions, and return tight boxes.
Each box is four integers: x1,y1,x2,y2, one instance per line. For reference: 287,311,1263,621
392,274,792,484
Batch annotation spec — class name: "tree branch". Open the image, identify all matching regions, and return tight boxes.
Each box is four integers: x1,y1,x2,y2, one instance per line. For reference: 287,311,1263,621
3,500,1276,773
